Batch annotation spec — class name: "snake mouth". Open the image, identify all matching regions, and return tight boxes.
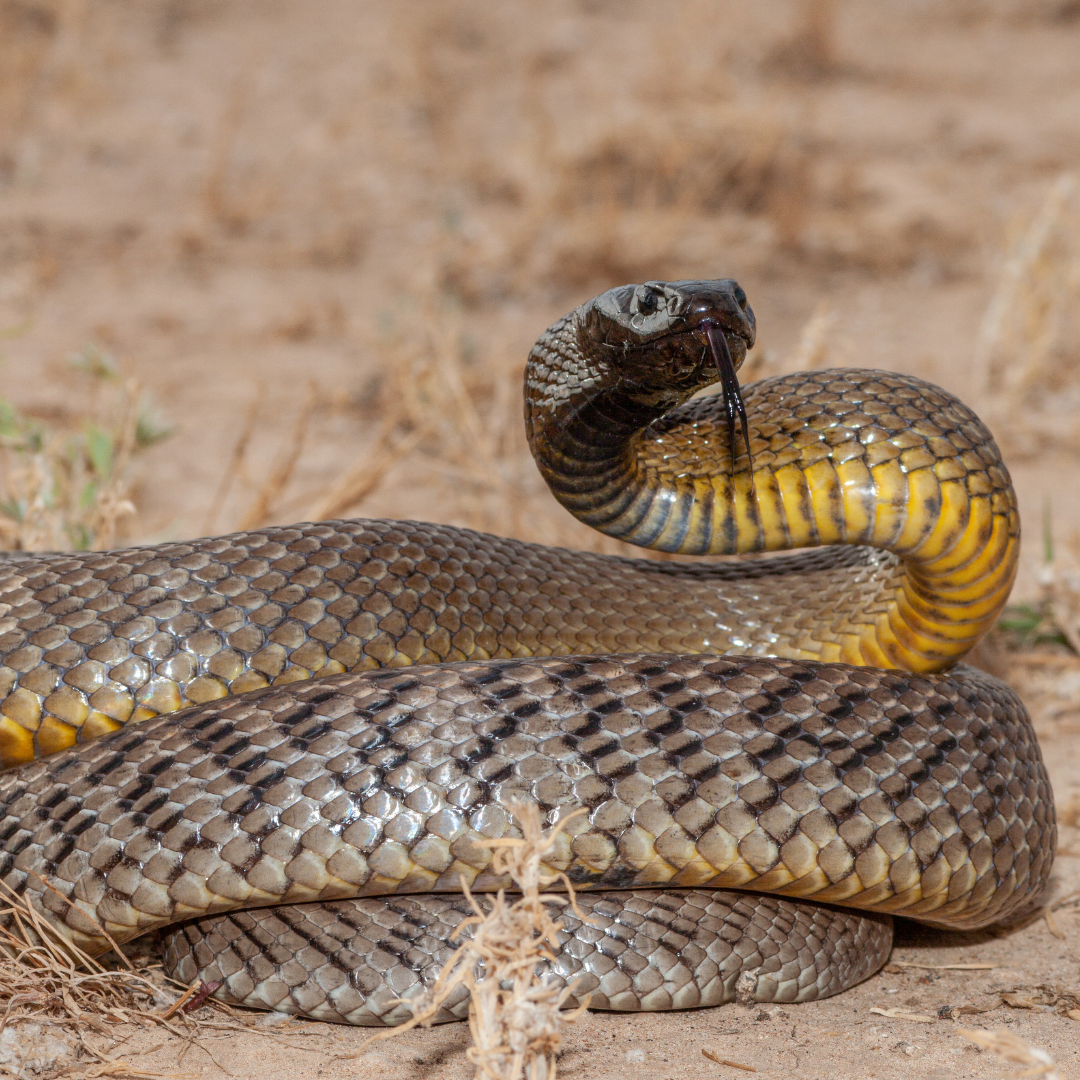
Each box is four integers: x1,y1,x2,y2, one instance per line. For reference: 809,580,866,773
610,320,753,478
700,320,753,479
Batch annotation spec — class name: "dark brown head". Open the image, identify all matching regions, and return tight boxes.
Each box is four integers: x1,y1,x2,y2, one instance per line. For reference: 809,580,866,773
582,279,755,370
578,279,757,469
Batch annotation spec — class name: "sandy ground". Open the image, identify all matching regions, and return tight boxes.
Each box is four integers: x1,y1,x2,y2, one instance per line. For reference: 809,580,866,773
2,1,1080,1077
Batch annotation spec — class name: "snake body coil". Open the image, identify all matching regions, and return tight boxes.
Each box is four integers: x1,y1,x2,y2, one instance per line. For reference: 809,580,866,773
0,280,1053,1023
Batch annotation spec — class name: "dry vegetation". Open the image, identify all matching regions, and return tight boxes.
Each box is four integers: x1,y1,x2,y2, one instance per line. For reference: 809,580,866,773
358,803,589,1080
0,877,318,1080
974,173,1080,460
0,347,167,552
0,0,1078,541
6,0,1073,544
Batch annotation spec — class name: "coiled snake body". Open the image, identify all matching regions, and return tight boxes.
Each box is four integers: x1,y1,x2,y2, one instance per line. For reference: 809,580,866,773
0,281,1054,1024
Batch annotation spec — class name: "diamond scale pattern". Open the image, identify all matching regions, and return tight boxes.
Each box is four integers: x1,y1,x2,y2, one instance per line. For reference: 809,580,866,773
0,653,1052,961
0,523,926,769
164,890,893,1025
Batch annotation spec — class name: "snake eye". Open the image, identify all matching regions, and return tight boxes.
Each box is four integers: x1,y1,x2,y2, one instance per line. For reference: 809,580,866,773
636,289,660,316
733,284,748,309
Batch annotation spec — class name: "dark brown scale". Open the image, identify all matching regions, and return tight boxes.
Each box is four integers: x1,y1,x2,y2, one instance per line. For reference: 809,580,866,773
0,524,913,768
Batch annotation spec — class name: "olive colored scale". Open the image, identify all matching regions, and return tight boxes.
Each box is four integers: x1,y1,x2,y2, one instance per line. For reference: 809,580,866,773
0,375,1016,771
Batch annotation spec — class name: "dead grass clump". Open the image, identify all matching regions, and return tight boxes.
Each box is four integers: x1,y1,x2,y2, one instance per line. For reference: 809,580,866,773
976,172,1080,458
392,3,861,302
451,108,814,298
0,878,182,1078
536,112,812,285
358,801,589,1080
300,288,856,564
301,290,674,558
995,515,1077,655
1035,547,1080,658
306,294,516,531
0,876,325,1078
0,346,168,552
234,380,318,532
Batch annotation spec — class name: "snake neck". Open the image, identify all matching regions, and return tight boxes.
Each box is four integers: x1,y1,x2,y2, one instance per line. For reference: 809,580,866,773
525,318,1019,674
525,313,688,483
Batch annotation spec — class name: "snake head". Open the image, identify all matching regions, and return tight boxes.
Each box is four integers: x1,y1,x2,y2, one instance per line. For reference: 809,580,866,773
583,279,755,385
581,279,757,472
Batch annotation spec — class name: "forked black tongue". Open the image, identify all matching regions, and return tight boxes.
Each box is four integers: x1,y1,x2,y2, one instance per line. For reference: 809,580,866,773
704,322,753,481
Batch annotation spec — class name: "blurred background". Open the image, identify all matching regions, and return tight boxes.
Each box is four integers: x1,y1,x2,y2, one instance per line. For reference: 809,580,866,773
1,0,1079,609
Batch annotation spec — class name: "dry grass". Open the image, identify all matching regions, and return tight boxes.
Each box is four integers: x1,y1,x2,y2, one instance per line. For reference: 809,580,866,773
1034,541,1080,659
976,577,1080,735
298,291,660,556
182,169,1077,568
293,278,849,556
0,346,168,553
953,173,1080,733
0,876,326,1079
975,172,1080,459
0,876,185,1078
959,1029,1060,1080
357,801,589,1080
388,0,919,305
235,380,318,532
0,7,1076,1076
988,501,1080,731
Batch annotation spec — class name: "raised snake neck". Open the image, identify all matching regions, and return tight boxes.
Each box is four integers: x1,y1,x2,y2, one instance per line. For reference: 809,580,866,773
527,279,1017,672
0,279,1053,1023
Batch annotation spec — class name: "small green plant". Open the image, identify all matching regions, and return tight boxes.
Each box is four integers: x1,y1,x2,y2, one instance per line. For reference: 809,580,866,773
993,499,1080,655
0,346,170,552
996,603,1071,651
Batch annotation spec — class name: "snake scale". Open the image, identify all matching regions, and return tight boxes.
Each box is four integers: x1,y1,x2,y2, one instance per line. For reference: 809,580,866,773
0,280,1054,1025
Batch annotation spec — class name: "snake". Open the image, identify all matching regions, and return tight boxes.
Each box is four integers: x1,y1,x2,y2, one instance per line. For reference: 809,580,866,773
0,279,1054,1026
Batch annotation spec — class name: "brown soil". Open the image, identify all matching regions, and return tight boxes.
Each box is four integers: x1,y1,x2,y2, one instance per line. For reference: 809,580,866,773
2,1,1080,1076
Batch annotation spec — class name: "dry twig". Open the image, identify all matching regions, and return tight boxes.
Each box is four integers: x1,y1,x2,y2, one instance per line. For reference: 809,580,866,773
201,386,265,536
352,800,590,1080
238,380,318,530
702,1048,757,1071
976,173,1080,458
